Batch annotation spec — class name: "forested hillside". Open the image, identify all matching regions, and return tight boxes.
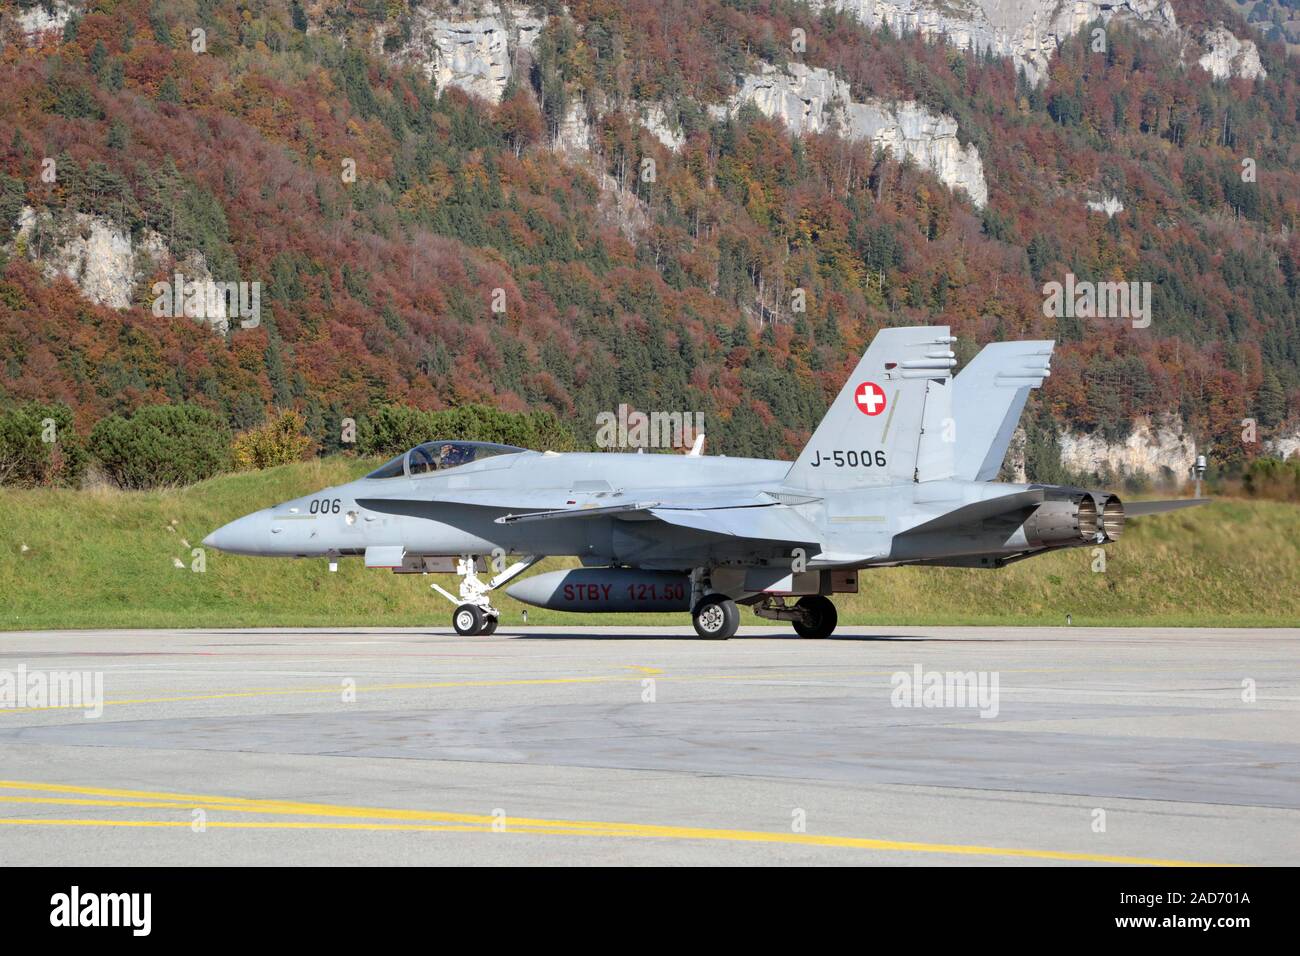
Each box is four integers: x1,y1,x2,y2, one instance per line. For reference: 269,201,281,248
0,0,1297,469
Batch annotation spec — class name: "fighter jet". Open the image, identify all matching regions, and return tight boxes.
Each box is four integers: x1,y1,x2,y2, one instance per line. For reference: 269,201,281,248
203,326,1204,639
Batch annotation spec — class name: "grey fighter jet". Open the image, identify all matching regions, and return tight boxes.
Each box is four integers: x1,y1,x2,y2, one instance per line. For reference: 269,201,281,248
203,326,1204,639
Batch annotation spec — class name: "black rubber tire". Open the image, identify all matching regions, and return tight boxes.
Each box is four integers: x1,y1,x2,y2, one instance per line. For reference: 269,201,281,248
479,615,499,636
453,604,485,636
692,595,740,640
792,595,837,639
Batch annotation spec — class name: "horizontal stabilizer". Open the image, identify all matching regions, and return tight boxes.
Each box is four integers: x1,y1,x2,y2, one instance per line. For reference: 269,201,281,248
1125,498,1210,516
897,489,1046,537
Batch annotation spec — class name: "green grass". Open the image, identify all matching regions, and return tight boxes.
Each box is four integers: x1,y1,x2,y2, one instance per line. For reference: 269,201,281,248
1,458,1297,630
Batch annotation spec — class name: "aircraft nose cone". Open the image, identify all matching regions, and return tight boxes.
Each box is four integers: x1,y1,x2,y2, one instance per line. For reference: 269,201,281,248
202,510,270,555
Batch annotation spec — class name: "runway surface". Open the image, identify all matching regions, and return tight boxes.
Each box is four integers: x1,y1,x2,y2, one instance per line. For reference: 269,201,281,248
0,625,1296,865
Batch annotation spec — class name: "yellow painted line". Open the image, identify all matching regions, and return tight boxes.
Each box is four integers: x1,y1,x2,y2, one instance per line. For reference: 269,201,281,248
0,780,1230,865
0,779,621,824
0,795,627,834
0,819,636,835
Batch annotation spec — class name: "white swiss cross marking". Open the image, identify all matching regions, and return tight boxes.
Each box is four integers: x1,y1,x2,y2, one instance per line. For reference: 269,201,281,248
854,381,886,416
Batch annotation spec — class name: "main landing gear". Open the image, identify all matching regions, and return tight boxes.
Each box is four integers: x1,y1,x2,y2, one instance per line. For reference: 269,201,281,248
753,594,838,639
431,555,538,636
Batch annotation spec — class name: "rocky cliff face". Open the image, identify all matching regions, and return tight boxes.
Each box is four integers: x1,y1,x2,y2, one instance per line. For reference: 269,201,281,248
1057,416,1198,483
720,63,988,207
849,98,988,207
554,99,592,157
1268,433,1300,462
1051,418,1299,482
376,9,985,204
638,103,685,152
12,0,78,39
1005,415,1198,485
377,2,544,104
10,206,165,310
811,0,1177,86
7,205,233,331
1197,24,1267,81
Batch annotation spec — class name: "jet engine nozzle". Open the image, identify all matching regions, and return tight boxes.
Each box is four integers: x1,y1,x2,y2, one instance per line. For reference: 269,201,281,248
1100,495,1125,541
1022,499,1096,547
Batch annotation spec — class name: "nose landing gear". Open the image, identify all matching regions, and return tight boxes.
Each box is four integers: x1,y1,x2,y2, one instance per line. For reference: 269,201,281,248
431,555,537,636
452,604,499,636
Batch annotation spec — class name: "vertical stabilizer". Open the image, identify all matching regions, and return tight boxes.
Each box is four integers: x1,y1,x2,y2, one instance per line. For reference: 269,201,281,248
785,326,956,491
951,340,1054,481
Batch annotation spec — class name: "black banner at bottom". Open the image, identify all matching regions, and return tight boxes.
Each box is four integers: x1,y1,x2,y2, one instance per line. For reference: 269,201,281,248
0,866,1284,943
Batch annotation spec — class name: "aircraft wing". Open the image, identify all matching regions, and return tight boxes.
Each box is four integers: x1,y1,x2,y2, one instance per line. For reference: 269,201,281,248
647,504,821,545
358,487,823,546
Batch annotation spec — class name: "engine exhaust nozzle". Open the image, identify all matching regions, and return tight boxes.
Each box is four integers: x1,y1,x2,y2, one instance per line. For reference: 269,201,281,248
1101,495,1125,541
1022,499,1095,547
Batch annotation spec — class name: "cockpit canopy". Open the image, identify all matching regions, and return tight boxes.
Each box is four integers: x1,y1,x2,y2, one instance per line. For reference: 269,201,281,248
365,440,527,479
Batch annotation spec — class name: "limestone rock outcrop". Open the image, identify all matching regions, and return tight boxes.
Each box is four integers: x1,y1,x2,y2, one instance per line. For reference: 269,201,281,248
378,2,545,104
1196,24,1267,81
10,206,165,310
722,63,987,207
811,0,1177,86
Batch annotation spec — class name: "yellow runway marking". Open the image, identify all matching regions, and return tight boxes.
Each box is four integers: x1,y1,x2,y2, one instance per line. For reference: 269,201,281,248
0,780,1231,866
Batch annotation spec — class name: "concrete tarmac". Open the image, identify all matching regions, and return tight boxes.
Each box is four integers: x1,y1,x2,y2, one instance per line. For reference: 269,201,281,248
0,625,1296,866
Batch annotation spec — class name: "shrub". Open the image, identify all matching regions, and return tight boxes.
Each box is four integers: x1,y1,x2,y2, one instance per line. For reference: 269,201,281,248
0,402,87,487
89,404,231,489
357,404,580,456
355,405,431,457
231,410,316,470
1242,457,1300,503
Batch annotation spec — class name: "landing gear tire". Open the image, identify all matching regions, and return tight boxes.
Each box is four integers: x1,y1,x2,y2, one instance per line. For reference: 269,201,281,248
453,604,486,636
479,615,499,636
792,595,837,639
692,595,740,640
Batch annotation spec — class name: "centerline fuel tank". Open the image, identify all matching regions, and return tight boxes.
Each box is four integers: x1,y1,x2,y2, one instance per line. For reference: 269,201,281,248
506,568,692,612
